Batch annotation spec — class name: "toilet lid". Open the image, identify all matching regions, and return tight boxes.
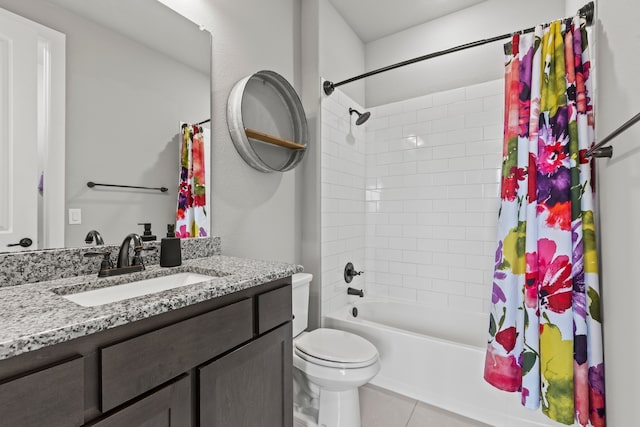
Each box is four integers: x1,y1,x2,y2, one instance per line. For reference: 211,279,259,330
294,328,378,368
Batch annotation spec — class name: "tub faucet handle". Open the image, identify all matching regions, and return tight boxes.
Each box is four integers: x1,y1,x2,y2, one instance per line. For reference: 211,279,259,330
344,262,364,283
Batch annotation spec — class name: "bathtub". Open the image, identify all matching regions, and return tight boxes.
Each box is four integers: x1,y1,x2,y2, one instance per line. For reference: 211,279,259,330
324,299,569,427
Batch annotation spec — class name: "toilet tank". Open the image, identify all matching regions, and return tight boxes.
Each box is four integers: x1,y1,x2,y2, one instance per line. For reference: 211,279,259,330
291,273,312,336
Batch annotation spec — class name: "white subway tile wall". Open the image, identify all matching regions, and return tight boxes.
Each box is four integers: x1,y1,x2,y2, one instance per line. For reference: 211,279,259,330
321,79,503,317
320,88,367,315
364,79,503,314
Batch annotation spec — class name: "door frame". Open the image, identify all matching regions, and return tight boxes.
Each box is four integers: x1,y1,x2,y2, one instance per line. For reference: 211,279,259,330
37,28,65,249
0,6,65,250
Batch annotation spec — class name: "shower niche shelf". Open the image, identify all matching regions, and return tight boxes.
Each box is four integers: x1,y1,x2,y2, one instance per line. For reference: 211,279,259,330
227,70,308,172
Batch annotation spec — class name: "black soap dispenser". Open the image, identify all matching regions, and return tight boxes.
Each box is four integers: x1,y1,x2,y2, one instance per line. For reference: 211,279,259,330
138,222,157,242
160,224,182,267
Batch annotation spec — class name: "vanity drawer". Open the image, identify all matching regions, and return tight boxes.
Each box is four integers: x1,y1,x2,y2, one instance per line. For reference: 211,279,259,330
256,284,292,335
0,355,84,427
100,298,253,412
87,374,190,427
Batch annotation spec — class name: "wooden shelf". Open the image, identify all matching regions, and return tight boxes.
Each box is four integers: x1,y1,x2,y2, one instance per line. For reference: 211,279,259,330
228,70,308,172
245,128,305,150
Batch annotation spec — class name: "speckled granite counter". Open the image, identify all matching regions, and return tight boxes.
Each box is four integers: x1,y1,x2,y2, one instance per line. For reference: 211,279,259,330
0,237,221,288
0,255,303,361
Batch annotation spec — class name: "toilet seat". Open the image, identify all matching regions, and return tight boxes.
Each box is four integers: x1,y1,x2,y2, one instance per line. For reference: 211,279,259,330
294,328,378,369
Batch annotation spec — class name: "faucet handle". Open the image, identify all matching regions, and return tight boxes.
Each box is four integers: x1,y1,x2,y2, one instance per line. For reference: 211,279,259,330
131,251,145,267
84,251,114,271
344,262,364,283
131,241,146,267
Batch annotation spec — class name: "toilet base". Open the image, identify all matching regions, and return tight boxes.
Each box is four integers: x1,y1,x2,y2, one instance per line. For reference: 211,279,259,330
317,388,361,427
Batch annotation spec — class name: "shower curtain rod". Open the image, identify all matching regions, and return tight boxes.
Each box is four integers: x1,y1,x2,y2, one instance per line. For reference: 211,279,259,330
181,119,210,129
323,2,594,96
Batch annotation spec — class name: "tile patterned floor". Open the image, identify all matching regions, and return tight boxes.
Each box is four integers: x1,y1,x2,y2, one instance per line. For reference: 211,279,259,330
360,384,492,427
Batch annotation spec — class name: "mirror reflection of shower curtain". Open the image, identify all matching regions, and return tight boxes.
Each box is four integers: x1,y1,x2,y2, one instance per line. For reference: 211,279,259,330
175,123,209,238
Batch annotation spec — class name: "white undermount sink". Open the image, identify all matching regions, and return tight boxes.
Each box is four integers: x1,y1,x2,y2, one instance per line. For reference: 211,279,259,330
61,272,218,307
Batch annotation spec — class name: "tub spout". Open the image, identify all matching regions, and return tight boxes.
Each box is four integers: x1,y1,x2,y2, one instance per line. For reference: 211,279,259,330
347,287,364,297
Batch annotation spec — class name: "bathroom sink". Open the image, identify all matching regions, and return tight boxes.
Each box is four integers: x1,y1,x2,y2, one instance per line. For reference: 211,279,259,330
61,272,218,307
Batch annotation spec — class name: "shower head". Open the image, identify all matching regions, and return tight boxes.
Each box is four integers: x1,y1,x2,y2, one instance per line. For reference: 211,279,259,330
349,108,371,126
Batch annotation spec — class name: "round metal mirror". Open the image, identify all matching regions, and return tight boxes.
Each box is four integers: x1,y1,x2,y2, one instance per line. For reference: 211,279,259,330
227,70,308,172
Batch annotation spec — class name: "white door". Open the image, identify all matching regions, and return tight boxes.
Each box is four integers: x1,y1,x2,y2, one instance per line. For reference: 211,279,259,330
0,8,40,251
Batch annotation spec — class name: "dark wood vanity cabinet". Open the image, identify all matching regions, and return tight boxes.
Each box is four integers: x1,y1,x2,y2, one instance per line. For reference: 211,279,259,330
85,374,191,427
99,298,254,412
0,356,84,427
0,277,293,427
199,322,292,427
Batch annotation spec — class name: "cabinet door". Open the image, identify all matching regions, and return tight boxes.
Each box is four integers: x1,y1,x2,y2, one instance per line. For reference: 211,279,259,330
199,322,293,427
0,356,84,427
86,374,190,427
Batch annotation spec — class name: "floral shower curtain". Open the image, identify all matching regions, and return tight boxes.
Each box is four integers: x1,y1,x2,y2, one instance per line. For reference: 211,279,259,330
484,17,605,427
176,124,208,238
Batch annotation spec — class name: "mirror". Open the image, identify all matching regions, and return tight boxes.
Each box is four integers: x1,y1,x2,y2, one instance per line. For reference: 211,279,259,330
0,0,211,250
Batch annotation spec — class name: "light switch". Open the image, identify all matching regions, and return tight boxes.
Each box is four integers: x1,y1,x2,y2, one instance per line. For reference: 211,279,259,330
68,208,82,225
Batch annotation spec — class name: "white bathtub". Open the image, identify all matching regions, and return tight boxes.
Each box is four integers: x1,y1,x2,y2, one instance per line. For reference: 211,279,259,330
324,299,569,427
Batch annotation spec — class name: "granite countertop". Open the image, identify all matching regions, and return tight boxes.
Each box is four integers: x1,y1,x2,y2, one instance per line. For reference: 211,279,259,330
0,255,303,361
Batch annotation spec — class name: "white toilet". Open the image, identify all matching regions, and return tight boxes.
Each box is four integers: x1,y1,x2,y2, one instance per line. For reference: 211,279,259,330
292,273,380,427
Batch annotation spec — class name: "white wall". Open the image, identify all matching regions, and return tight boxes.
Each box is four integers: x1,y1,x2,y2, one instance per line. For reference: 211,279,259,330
364,80,502,312
593,1,640,425
319,79,502,317
159,0,303,264
320,89,367,316
318,0,366,106
298,0,366,325
301,0,323,328
565,0,588,15
364,0,565,107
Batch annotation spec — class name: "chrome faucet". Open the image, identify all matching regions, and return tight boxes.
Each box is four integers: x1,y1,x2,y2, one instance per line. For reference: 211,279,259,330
117,233,144,268
84,230,104,245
